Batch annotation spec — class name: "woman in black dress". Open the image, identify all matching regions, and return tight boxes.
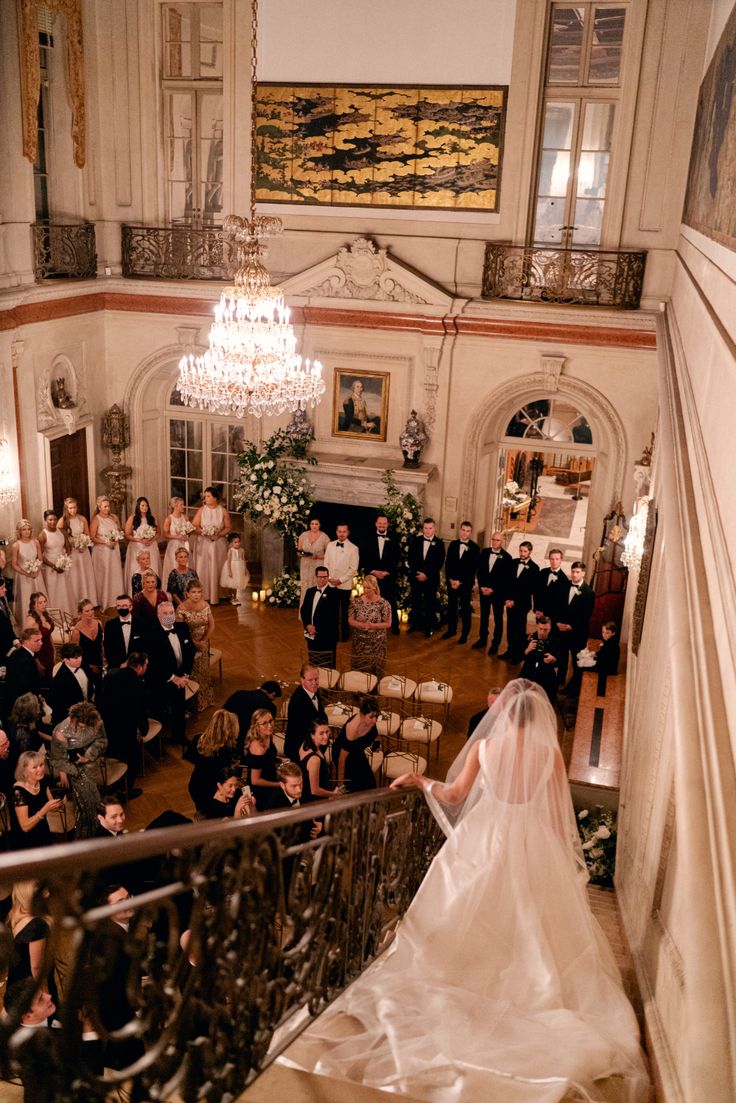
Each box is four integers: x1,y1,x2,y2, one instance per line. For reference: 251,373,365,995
7,880,53,994
202,768,256,820
186,709,238,813
12,750,64,849
71,598,104,699
299,713,339,802
333,698,381,792
245,709,281,810
25,591,55,687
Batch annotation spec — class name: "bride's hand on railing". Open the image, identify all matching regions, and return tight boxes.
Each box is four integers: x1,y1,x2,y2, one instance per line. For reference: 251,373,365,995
390,773,425,791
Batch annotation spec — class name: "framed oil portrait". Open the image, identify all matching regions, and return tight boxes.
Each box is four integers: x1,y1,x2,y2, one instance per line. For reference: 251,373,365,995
333,370,389,441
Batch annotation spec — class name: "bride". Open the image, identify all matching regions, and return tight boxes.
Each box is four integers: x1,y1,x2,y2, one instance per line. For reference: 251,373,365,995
285,679,650,1102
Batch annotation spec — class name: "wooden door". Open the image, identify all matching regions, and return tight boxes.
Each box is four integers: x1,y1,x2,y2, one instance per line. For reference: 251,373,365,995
49,429,90,518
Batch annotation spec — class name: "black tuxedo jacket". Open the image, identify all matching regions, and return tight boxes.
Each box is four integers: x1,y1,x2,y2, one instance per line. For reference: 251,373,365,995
506,558,540,611
300,585,339,650
408,535,446,582
0,597,18,659
285,685,324,761
3,647,41,720
534,568,571,620
97,666,148,742
559,582,595,636
103,617,144,671
49,663,86,726
476,548,513,595
445,539,480,588
360,532,400,577
144,622,196,688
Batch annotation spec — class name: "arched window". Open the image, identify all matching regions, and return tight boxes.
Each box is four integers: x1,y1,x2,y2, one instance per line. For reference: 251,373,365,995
505,400,593,444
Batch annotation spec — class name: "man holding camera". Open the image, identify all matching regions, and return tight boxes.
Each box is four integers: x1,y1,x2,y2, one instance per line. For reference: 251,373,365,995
520,615,559,705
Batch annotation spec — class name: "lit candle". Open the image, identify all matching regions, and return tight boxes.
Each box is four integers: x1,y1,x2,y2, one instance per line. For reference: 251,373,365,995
252,591,259,603
260,589,266,602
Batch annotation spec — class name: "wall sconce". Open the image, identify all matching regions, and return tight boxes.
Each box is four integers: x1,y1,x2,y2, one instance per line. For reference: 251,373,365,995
0,439,19,506
621,496,651,571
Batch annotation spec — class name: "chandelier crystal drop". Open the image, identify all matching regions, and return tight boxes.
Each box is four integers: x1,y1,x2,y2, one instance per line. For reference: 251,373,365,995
176,0,324,419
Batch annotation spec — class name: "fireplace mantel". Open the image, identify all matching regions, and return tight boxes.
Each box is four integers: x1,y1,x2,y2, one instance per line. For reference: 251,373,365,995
297,452,436,507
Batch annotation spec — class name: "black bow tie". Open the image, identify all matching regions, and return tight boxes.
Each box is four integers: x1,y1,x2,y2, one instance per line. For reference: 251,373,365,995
336,542,344,548
490,551,500,557
549,572,558,579
519,562,528,568
460,541,468,546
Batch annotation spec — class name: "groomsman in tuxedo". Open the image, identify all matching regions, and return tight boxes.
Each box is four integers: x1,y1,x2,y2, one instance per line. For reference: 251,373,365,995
97,652,149,794
361,513,401,635
48,642,88,726
472,532,513,654
500,541,539,664
300,566,340,666
285,664,324,761
0,576,18,658
2,627,43,721
534,549,571,624
103,595,143,670
557,561,595,695
324,524,359,642
408,519,446,637
442,521,480,643
143,602,195,744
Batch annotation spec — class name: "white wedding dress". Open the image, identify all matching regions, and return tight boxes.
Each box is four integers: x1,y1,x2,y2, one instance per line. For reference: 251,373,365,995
285,680,650,1103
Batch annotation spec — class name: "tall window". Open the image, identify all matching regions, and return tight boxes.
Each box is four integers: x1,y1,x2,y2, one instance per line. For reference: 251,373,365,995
531,4,627,248
33,30,52,220
161,3,224,223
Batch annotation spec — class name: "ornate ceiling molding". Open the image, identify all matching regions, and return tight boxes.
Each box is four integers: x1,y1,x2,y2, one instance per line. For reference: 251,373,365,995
19,0,86,168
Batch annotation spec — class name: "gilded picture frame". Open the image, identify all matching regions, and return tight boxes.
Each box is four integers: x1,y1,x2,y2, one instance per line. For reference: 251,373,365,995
333,370,390,442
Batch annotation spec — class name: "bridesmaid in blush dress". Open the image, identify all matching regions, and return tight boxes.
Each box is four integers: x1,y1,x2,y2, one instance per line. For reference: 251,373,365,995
297,517,330,610
89,496,125,610
59,497,98,609
124,496,162,592
10,520,44,625
161,496,194,582
192,486,231,605
39,509,76,618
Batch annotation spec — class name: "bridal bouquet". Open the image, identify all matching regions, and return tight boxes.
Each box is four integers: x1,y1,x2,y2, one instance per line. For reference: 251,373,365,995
54,553,73,573
175,518,196,536
134,523,157,541
200,523,220,538
71,532,93,551
25,557,42,576
107,528,125,545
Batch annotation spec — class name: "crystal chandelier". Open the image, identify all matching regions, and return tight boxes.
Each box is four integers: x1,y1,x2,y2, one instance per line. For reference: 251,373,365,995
0,438,19,506
177,0,324,419
621,496,651,571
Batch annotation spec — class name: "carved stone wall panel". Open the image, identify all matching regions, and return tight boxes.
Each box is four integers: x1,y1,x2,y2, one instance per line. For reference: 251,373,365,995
36,352,90,436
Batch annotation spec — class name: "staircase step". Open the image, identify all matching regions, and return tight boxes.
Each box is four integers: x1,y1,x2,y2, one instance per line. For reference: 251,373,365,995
238,1062,425,1102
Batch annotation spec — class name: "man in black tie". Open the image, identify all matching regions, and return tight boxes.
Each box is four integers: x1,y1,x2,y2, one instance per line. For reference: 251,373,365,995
0,576,18,659
300,566,339,666
442,521,480,643
144,603,195,744
557,561,596,695
361,513,401,635
500,541,540,663
534,549,571,624
520,616,560,705
2,627,43,722
407,518,446,637
285,664,323,761
48,642,88,726
472,531,513,654
103,595,142,670
97,652,149,793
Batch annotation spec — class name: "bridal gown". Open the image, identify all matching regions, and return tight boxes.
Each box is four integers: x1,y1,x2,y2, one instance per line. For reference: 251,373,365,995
287,738,650,1103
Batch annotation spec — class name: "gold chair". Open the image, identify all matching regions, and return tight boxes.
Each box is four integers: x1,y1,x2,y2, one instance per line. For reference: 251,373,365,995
401,714,443,761
139,717,163,775
208,646,223,682
340,670,378,697
382,747,427,783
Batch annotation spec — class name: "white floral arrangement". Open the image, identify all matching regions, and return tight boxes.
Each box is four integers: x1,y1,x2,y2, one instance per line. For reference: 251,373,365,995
175,518,196,536
502,479,527,507
25,557,42,576
107,528,125,544
233,433,314,545
54,553,73,573
264,570,301,608
71,532,93,551
200,523,220,538
578,806,617,886
576,647,597,669
134,523,157,541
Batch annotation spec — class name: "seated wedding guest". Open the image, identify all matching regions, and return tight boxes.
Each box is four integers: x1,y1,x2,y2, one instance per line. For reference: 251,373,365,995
48,642,87,726
3,979,60,1098
102,594,143,670
3,629,44,722
96,652,148,796
299,714,339,802
223,680,281,756
245,709,281,810
144,602,195,745
466,686,504,739
7,694,46,759
285,664,324,762
166,546,199,608
49,701,107,838
24,592,55,686
96,795,127,838
0,574,19,658
132,569,170,634
6,881,53,994
186,708,239,813
176,578,215,713
12,750,64,850
333,698,380,792
202,767,256,820
130,548,162,598
70,599,104,701
0,727,12,800
520,615,559,705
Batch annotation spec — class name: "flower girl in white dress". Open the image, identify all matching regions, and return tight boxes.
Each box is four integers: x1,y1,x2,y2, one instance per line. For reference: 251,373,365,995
219,532,249,605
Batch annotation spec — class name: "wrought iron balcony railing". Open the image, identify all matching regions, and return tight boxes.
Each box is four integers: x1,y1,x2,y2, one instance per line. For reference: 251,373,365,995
122,223,234,280
482,242,646,310
0,787,441,1103
32,221,97,281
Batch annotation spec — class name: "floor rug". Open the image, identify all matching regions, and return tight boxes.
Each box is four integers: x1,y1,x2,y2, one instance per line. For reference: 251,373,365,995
521,496,578,539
